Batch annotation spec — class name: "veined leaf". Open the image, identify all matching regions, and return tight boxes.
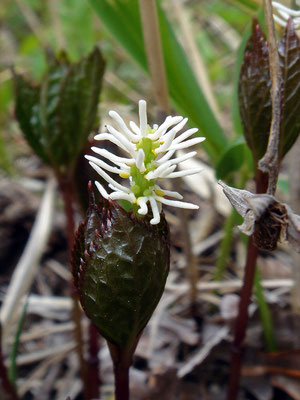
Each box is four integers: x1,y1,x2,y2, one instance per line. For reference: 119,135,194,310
15,48,105,173
278,18,300,159
14,74,50,164
238,18,300,165
238,20,271,164
72,194,169,349
38,54,71,167
232,7,265,135
57,47,105,167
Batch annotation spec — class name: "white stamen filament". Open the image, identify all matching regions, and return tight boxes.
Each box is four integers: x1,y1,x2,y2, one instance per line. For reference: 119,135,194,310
136,149,146,172
139,100,147,137
173,128,199,145
167,168,203,179
156,118,188,153
91,147,135,166
106,125,136,157
159,165,177,178
148,116,183,140
129,121,141,136
168,137,205,151
164,151,197,166
146,162,172,180
156,150,176,164
272,1,300,27
95,181,109,199
89,161,131,193
109,110,138,141
149,197,160,225
94,133,130,154
137,197,148,215
85,155,124,175
273,2,300,17
110,192,136,202
155,186,183,199
154,195,199,209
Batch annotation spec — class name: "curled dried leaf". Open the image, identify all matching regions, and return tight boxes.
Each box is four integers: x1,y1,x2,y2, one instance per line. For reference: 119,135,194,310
219,181,300,252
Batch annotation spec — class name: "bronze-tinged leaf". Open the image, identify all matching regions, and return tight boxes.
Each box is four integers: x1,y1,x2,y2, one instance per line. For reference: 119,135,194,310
238,20,272,164
72,192,170,350
278,18,300,159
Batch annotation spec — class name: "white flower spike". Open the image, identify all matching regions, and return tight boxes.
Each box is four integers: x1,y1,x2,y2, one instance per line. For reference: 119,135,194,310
272,1,300,28
85,100,205,225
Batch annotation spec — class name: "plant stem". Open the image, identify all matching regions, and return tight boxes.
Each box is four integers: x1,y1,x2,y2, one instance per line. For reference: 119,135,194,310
259,0,281,194
113,363,130,400
59,178,88,399
226,236,258,400
227,169,268,399
86,323,100,400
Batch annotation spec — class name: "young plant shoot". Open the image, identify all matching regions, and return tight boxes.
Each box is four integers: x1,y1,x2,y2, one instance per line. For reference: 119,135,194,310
72,100,205,399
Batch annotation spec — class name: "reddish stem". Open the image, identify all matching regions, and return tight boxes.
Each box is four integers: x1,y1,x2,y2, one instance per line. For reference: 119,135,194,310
226,169,268,400
86,323,100,399
114,363,130,400
59,178,88,399
226,236,258,399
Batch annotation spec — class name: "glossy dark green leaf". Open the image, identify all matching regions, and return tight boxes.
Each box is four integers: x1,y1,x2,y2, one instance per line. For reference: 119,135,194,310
72,193,170,350
14,48,105,173
14,74,50,164
238,20,271,164
216,137,246,180
37,54,70,167
278,18,300,159
56,47,105,167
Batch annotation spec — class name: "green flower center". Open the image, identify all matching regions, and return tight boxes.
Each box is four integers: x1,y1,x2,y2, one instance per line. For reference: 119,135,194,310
130,127,160,199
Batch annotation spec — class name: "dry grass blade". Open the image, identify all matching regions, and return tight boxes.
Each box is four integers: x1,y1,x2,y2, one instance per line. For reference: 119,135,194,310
139,0,169,112
171,0,221,121
166,278,293,292
0,179,56,341
177,326,229,378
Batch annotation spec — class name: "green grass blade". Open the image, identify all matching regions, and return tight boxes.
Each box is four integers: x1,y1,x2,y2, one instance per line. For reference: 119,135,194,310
9,300,28,387
227,0,260,12
254,269,277,352
156,2,227,161
87,0,147,68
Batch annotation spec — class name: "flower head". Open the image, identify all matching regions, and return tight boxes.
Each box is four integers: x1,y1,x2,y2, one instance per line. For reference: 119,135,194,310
272,1,300,28
85,100,205,224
